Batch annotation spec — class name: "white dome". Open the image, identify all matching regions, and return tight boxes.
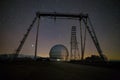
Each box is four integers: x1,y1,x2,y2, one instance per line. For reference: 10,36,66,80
49,44,69,61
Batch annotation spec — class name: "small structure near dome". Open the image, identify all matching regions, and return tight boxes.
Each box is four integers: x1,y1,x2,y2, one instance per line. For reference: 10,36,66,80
49,44,69,61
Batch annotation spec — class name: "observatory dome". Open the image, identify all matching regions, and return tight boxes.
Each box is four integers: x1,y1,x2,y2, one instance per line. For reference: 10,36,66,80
49,44,69,61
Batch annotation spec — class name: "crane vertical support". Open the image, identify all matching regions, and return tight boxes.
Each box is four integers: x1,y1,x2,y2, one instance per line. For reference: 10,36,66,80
83,18,87,60
79,18,87,60
79,19,84,60
14,16,37,58
34,15,40,60
82,16,107,62
70,26,80,60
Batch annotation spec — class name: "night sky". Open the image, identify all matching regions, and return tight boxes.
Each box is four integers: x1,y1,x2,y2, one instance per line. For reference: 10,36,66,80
0,0,120,60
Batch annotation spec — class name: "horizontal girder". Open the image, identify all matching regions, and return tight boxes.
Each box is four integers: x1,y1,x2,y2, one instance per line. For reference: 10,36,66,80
36,12,88,19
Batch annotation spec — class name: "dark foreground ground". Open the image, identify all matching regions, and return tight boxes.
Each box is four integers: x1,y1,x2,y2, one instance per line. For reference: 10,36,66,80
0,61,119,80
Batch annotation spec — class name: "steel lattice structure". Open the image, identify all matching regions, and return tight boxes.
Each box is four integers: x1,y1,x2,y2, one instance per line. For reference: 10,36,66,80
14,12,107,62
70,26,80,60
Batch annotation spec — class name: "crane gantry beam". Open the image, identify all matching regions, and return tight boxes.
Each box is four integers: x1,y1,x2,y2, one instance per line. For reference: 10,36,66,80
36,12,88,19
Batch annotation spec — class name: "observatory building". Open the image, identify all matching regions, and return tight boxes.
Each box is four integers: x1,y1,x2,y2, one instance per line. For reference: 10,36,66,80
49,44,69,61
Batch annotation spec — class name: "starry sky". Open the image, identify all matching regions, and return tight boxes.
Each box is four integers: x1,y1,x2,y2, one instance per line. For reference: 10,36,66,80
0,0,120,60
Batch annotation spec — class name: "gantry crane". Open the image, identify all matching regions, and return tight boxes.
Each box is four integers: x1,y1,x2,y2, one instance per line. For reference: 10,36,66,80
14,12,107,62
